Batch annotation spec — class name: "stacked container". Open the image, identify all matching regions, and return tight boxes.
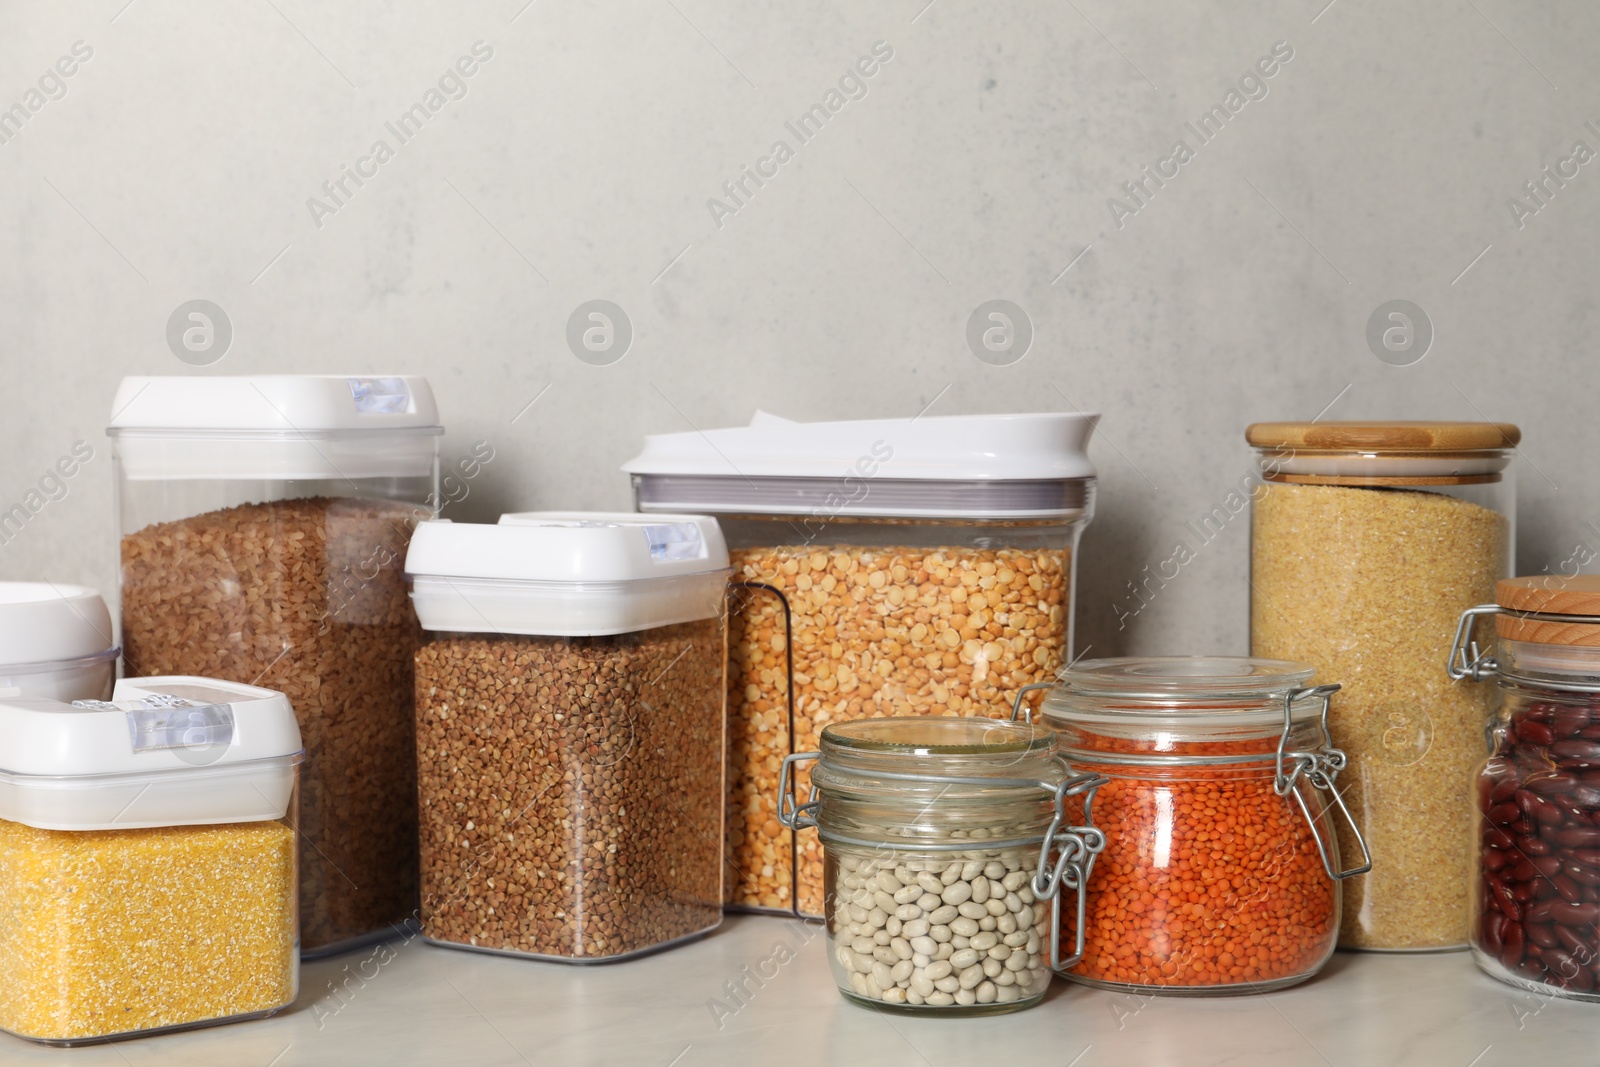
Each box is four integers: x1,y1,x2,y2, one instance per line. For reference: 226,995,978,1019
625,410,1098,916
405,513,730,961
0,583,117,700
108,375,440,956
1246,420,1516,950
0,676,301,1044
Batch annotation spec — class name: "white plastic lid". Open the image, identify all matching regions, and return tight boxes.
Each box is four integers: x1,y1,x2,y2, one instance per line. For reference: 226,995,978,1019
0,676,303,831
107,375,442,480
0,583,114,668
405,513,731,637
623,410,1098,519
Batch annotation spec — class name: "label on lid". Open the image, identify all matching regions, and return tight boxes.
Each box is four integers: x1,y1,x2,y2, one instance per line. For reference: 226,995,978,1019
348,376,412,414
644,522,706,562
74,695,236,754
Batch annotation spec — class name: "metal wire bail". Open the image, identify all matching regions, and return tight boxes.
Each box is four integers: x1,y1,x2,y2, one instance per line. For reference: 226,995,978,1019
1008,681,1057,723
1447,603,1503,681
777,751,820,831
1273,684,1371,881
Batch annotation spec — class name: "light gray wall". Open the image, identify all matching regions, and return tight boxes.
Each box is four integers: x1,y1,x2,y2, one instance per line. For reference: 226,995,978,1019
1,0,1594,660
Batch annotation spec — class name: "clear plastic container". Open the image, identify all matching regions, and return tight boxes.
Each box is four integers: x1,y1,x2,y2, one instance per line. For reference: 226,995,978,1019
0,676,301,1044
1450,575,1600,999
625,411,1098,916
1041,657,1368,994
0,583,116,701
108,375,440,957
405,513,730,962
1247,420,1516,951
779,716,1106,1014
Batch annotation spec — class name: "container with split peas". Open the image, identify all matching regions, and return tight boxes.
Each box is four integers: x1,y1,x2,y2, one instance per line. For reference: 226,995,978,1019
778,716,1108,1014
1039,657,1370,994
0,675,302,1044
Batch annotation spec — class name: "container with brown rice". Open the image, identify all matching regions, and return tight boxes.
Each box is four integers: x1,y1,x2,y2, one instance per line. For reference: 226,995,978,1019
405,512,730,962
108,375,441,958
624,411,1098,917
1246,420,1518,951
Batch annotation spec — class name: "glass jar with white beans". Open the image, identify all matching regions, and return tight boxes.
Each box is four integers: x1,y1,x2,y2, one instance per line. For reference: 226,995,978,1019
779,717,1107,1014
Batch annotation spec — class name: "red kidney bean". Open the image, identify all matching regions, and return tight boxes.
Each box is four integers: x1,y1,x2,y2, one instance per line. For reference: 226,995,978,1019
1501,922,1526,968
1517,834,1553,856
1534,879,1559,901
1490,802,1524,827
1543,946,1580,979
1580,726,1600,742
1576,850,1600,868
1552,901,1600,927
1527,772,1576,795
1570,864,1600,887
1512,818,1537,836
1520,720,1557,746
1554,740,1600,769
1554,709,1593,738
1553,924,1590,956
1565,967,1595,992
1492,777,1521,804
1482,912,1506,954
1514,881,1537,903
1554,873,1584,902
1483,827,1515,850
1527,899,1555,924
1510,858,1539,881
1528,923,1561,949
1484,847,1512,872
1518,958,1549,981
1557,826,1600,847
1521,792,1568,827
1573,786,1600,808
1533,855,1565,878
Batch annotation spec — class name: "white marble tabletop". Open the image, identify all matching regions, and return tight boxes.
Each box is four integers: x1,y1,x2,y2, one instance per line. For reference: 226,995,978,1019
1,915,1586,1066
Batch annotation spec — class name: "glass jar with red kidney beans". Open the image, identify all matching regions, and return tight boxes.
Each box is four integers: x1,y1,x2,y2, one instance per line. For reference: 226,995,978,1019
1450,576,1600,999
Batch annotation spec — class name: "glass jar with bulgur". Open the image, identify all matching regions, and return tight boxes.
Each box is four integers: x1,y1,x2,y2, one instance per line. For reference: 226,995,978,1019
625,411,1098,917
406,512,730,962
0,675,302,1045
1449,575,1600,1000
1041,657,1367,994
1247,421,1517,951
108,375,441,957
778,716,1108,1013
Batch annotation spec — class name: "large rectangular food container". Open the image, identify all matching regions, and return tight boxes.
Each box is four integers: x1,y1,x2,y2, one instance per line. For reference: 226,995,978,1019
0,675,301,1045
406,512,730,962
108,375,440,957
623,410,1098,916
0,583,117,701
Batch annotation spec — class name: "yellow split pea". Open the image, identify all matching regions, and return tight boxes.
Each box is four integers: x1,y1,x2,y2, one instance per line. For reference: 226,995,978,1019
0,818,297,1043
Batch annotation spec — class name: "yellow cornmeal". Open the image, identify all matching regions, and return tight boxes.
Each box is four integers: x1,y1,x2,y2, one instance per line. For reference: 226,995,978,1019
0,818,297,1042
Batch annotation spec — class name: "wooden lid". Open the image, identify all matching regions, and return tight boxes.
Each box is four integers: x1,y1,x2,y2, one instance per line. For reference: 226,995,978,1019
1498,575,1600,615
1245,421,1521,451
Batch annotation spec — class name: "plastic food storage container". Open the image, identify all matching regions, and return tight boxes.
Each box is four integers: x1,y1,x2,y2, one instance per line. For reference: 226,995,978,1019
1246,420,1516,951
0,675,301,1045
1040,657,1368,993
778,716,1107,1013
1449,575,1600,998
406,512,730,962
108,375,440,957
625,410,1098,916
0,583,116,700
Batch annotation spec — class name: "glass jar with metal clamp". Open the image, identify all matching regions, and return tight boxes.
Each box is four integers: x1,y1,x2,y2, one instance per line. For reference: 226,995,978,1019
777,716,1107,1014
1449,575,1600,1000
1030,657,1370,994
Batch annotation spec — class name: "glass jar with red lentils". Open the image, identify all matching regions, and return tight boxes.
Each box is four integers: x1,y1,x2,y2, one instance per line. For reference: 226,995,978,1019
1035,657,1370,994
1449,575,1600,1000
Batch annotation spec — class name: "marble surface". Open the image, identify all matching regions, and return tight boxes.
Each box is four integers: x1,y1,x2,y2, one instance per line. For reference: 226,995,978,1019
3,914,1588,1066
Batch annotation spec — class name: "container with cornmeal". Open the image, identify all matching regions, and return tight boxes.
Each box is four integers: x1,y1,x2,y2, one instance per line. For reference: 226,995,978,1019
406,513,731,962
625,411,1098,917
1246,420,1518,951
0,676,302,1044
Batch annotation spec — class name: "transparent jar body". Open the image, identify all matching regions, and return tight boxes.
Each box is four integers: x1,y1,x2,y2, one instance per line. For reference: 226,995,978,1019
1045,665,1350,994
1473,639,1600,999
0,779,300,1045
113,444,436,958
802,716,1096,1015
699,507,1092,918
414,618,726,963
1249,447,1514,950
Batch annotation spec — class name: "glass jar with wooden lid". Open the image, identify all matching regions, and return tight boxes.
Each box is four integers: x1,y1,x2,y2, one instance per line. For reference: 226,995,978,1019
1451,575,1600,998
1245,420,1518,951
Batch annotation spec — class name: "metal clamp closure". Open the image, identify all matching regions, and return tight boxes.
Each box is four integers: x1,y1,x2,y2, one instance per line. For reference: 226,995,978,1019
1032,771,1109,973
1447,603,1503,681
1008,681,1056,723
777,751,821,831
1274,684,1371,881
